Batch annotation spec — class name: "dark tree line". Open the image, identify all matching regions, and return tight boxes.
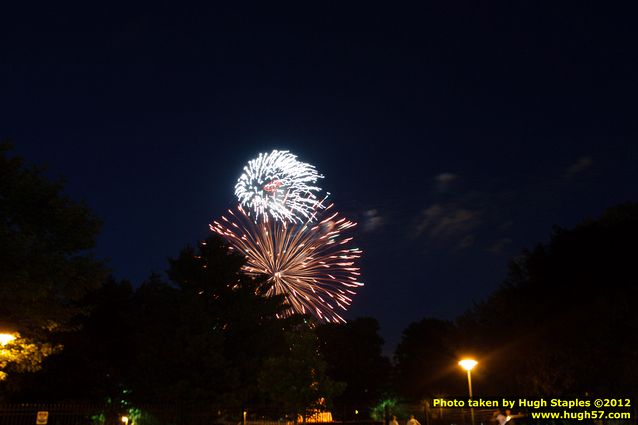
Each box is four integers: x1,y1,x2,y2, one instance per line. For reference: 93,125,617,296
393,203,638,403
4,235,341,410
2,145,637,419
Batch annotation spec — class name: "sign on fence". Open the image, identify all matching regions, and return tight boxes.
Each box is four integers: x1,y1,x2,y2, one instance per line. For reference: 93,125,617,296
36,411,48,425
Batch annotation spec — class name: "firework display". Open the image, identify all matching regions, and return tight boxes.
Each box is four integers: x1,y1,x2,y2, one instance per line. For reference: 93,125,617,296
234,150,324,223
213,150,363,322
210,202,363,323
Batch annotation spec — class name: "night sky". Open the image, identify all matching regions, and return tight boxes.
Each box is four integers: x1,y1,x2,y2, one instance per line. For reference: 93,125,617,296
2,3,637,351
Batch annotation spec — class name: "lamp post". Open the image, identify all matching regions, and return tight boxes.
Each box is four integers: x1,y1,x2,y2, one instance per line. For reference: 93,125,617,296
458,359,478,425
458,359,477,397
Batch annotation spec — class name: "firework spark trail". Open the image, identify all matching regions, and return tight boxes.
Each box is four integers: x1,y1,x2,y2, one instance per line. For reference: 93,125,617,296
234,150,325,223
210,203,364,323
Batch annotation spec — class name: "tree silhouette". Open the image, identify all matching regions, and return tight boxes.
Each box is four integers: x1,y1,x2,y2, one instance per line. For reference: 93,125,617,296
0,143,107,385
316,317,390,412
393,318,462,401
459,203,638,396
259,326,344,421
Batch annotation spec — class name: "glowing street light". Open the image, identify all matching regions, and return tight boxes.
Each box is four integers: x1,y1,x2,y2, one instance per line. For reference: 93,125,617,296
459,359,478,425
0,333,17,346
458,359,477,370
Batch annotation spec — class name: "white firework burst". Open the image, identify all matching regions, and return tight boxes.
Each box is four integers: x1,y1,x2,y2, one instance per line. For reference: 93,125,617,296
234,150,325,223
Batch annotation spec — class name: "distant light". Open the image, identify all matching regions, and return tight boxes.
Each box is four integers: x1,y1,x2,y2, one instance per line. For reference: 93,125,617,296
458,359,478,371
355,410,359,415
120,416,129,424
0,333,16,346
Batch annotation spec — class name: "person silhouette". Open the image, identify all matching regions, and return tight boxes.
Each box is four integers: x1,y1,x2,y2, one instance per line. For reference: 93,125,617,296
495,411,510,425
406,415,421,425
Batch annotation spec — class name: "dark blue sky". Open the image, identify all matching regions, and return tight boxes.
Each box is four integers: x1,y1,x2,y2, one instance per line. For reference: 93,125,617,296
2,2,637,351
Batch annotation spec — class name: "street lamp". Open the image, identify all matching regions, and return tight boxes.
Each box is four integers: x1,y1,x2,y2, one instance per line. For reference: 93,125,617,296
458,359,477,398
458,359,478,425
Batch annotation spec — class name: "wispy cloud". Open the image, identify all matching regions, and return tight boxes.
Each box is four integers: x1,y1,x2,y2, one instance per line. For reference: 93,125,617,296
413,203,481,249
434,172,459,192
488,237,512,253
362,209,384,232
409,173,519,253
564,156,593,179
456,234,475,250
